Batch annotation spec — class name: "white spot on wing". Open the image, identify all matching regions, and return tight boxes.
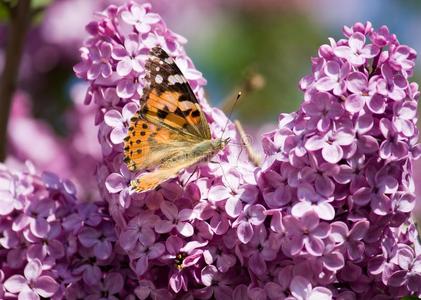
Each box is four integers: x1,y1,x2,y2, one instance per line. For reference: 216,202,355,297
155,75,163,84
168,75,176,85
167,74,186,85
155,67,160,71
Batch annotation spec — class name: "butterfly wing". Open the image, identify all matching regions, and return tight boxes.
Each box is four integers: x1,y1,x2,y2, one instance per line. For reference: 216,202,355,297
123,115,199,171
140,47,211,139
130,155,206,192
123,47,217,192
124,115,215,192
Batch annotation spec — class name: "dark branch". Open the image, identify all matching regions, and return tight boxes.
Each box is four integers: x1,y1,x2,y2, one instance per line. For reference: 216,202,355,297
0,0,32,161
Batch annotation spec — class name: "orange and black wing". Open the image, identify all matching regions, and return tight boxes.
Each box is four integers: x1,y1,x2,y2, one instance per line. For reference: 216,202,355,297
140,47,211,139
123,115,197,172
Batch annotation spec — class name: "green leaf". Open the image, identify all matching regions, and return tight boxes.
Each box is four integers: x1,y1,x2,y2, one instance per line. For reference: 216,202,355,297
402,296,421,300
31,0,53,9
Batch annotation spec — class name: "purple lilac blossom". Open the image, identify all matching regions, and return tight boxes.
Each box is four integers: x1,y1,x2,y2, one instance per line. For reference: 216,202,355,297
75,3,421,298
0,163,138,299
261,21,421,298
6,84,101,201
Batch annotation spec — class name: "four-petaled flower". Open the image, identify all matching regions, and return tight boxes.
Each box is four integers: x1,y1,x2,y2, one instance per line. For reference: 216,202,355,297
334,32,379,66
4,259,59,300
282,211,330,256
121,3,160,33
305,129,354,164
155,201,195,237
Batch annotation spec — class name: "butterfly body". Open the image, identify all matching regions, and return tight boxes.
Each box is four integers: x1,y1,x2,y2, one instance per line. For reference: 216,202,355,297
123,47,228,192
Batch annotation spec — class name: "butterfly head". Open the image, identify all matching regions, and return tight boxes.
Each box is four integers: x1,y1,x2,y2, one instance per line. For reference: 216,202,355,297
211,137,230,152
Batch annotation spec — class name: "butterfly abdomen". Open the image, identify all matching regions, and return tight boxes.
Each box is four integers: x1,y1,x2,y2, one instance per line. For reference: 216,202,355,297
159,139,222,169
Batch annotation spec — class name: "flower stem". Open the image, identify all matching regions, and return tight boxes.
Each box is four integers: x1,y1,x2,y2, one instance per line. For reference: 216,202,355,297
0,0,32,162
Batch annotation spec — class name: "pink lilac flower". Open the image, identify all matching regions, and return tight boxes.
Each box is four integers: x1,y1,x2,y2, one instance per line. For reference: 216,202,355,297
351,171,398,215
104,102,139,144
120,3,160,33
379,118,409,160
305,129,354,164
389,45,416,73
87,42,114,80
62,202,102,234
259,164,296,209
26,228,65,264
112,35,144,77
155,201,195,237
315,60,350,95
78,222,117,260
370,25,397,47
0,167,16,215
14,198,55,238
0,163,139,299
119,213,159,251
282,212,330,256
203,245,236,273
194,265,233,299
345,71,386,114
255,21,420,298
386,245,421,292
163,236,208,293
193,196,230,236
393,100,417,137
377,63,408,101
334,32,379,66
289,275,332,300
4,259,59,300
293,182,335,221
301,91,344,132
331,220,369,261
232,204,266,244
85,272,124,300
241,226,280,275
130,234,165,276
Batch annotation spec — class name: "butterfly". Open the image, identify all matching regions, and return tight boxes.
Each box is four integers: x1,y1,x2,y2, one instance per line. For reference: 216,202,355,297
123,46,229,192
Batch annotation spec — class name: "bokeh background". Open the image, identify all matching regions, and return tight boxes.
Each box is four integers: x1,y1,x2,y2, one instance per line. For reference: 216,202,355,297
1,0,421,212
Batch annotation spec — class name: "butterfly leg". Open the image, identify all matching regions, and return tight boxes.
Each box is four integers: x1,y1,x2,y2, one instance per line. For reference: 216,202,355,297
182,166,199,187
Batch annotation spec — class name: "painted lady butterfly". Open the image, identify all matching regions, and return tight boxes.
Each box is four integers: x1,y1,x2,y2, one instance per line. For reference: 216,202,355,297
123,47,229,192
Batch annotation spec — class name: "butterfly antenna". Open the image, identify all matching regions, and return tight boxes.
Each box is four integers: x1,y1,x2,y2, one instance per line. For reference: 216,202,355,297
221,92,242,139
215,160,235,192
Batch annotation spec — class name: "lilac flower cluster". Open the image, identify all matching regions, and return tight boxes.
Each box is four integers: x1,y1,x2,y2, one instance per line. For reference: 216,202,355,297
260,22,421,298
75,2,421,298
0,163,139,299
6,83,101,201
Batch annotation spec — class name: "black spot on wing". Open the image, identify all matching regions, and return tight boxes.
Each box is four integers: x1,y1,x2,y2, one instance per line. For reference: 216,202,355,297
174,107,193,118
191,110,201,118
157,109,168,119
178,94,190,102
